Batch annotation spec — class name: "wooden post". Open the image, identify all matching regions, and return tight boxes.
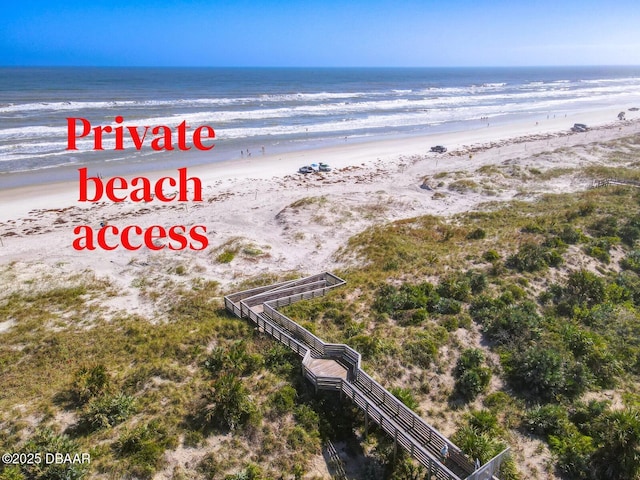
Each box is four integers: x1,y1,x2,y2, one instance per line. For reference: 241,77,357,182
393,428,398,464
364,404,369,438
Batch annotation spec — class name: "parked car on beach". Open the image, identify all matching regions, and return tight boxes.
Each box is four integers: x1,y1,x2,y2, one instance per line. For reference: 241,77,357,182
571,123,588,132
319,162,332,172
430,145,447,153
298,166,314,174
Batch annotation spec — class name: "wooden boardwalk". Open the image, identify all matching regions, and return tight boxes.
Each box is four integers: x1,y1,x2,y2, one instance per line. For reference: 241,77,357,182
307,358,348,380
225,273,509,480
590,178,640,189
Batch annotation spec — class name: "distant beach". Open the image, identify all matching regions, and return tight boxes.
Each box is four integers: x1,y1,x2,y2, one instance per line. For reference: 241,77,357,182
2,66,640,189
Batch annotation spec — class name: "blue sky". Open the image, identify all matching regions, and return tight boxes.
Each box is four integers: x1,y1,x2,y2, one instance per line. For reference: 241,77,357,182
2,0,639,67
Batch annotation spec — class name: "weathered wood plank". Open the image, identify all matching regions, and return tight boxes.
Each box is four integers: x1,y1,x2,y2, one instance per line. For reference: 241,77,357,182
306,358,348,380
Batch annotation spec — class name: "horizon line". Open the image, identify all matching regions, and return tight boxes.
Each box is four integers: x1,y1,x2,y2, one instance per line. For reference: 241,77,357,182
3,64,640,70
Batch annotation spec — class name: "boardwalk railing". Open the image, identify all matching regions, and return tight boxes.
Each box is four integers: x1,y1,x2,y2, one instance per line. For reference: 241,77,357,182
590,178,640,189
224,272,508,480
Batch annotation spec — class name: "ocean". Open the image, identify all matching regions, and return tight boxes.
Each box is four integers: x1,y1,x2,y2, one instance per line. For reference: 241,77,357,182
1,66,640,188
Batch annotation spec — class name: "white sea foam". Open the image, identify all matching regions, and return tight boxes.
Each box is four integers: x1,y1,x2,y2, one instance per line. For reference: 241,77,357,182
2,68,640,175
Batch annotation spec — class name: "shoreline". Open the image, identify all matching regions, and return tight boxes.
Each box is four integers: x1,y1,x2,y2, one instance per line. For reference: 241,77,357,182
1,103,639,222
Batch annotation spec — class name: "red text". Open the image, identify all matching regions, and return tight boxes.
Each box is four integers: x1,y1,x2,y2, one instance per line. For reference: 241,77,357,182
78,167,202,203
67,116,215,151
72,224,209,251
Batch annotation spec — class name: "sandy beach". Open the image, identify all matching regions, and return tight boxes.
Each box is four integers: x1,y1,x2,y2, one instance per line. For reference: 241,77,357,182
1,105,639,290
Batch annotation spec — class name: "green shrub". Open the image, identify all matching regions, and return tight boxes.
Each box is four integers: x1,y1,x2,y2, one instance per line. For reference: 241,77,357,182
455,348,485,376
543,235,567,249
483,391,511,410
434,297,462,315
546,249,564,267
286,426,306,449
343,320,365,338
483,250,500,262
616,271,640,306
549,431,594,479
440,315,459,331
456,370,491,401
506,242,562,272
268,385,297,416
203,374,259,431
467,270,488,295
396,308,428,326
83,393,136,430
572,301,617,329
203,342,263,377
454,349,491,401
473,299,541,346
17,428,88,480
590,408,640,480
585,240,612,264
437,274,471,302
588,216,618,238
621,250,640,273
264,344,298,377
552,270,606,315
576,202,595,217
115,420,175,479
373,282,439,315
557,224,583,244
620,224,640,246
570,399,610,433
562,324,621,388
504,283,526,300
506,243,548,272
216,250,236,263
523,404,570,437
521,222,545,234
348,334,389,359
468,410,499,434
403,330,447,368
72,364,110,405
324,308,352,325
451,426,506,465
389,387,420,412
466,228,487,240
294,404,320,431
0,466,23,480
507,347,588,401
198,453,221,478
224,464,263,480
448,179,479,193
